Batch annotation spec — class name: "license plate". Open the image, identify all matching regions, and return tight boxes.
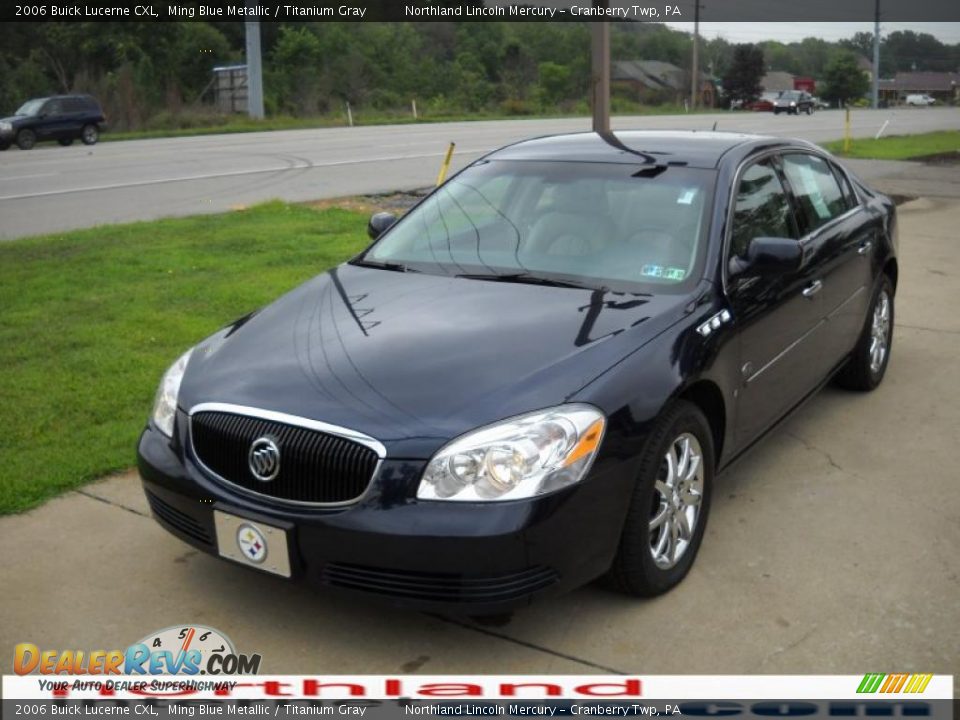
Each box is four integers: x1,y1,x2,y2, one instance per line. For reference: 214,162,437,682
214,510,291,578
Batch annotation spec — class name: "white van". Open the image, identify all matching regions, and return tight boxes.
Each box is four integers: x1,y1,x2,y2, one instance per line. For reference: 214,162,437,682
905,94,936,106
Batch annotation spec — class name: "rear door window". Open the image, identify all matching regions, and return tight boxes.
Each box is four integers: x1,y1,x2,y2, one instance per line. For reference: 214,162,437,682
830,162,859,208
780,153,851,234
42,99,64,116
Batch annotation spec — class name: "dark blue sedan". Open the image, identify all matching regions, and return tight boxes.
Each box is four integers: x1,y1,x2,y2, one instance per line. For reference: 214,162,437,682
138,131,897,613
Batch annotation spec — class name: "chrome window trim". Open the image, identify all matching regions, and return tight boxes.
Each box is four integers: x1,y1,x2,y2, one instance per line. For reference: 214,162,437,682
722,146,864,295
186,402,386,509
798,204,864,248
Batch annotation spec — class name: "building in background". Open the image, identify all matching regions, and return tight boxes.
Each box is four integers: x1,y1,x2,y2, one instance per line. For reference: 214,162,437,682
612,60,717,107
878,72,960,104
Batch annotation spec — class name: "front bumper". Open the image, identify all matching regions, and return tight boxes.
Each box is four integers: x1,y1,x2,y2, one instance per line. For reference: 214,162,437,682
137,421,636,614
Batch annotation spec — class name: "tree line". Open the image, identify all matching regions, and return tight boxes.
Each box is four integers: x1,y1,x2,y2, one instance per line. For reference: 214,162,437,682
1,22,957,129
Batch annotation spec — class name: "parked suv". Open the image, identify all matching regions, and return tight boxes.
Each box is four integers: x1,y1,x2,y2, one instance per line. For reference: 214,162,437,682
0,94,105,150
773,90,815,115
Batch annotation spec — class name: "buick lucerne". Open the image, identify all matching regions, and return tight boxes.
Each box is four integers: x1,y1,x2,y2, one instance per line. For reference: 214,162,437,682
138,131,897,613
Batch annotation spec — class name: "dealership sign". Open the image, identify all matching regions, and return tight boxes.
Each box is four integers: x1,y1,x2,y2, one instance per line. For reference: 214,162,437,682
2,675,953,700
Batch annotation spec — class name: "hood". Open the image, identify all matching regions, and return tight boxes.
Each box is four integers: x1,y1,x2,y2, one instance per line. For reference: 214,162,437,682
178,265,693,456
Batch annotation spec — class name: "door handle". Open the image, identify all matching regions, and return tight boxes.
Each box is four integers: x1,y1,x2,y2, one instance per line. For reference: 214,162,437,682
802,280,823,298
858,241,873,255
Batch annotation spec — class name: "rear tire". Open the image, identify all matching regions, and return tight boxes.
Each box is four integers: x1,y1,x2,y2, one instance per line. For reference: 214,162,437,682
81,124,99,145
835,275,895,391
607,400,714,597
16,129,36,150
58,138,74,146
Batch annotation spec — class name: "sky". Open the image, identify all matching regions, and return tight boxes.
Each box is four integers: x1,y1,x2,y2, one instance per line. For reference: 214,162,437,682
663,22,960,44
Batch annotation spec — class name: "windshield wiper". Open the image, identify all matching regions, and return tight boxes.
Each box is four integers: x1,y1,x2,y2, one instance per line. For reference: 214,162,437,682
455,272,604,290
351,259,418,273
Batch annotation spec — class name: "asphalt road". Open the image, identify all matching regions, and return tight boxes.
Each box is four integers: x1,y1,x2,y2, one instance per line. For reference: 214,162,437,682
1,107,958,240
1,193,957,685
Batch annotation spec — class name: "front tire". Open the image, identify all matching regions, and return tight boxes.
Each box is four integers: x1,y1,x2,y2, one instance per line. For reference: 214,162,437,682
81,124,99,145
16,129,36,150
835,275,894,391
607,401,714,597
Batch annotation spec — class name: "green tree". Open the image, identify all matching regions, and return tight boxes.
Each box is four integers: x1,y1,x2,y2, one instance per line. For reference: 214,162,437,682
721,44,764,105
883,30,953,73
821,51,870,105
269,25,325,114
839,32,875,60
536,61,572,107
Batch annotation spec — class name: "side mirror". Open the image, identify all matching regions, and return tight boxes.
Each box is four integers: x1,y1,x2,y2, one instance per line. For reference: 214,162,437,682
729,237,802,278
367,212,397,241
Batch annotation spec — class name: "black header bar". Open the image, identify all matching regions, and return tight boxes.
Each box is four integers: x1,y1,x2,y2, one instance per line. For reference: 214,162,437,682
5,0,960,23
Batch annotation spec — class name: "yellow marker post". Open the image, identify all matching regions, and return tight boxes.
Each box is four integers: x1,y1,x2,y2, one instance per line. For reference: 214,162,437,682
436,142,456,186
844,107,851,154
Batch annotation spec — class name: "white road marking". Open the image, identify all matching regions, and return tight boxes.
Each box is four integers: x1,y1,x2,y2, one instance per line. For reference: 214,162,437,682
0,172,60,182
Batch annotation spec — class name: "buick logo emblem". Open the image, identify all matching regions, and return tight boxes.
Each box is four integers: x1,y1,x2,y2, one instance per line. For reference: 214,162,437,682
248,437,280,482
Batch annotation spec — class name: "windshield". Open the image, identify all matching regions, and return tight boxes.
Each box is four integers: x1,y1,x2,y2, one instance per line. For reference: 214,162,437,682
362,160,714,293
780,92,801,101
15,99,46,116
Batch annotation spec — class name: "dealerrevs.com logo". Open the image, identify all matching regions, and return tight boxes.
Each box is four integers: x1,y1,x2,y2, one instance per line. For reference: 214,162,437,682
14,624,262,676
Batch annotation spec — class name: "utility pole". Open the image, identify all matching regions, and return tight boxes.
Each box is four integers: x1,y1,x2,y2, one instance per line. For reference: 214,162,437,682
591,20,611,133
245,20,265,120
872,0,881,109
691,1,700,109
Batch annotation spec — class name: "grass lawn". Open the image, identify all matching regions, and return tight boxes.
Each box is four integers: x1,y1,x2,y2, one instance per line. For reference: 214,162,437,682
0,202,369,515
822,130,960,160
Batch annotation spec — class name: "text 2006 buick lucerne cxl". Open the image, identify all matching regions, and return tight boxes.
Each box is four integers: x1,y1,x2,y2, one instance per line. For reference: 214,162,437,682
139,131,897,613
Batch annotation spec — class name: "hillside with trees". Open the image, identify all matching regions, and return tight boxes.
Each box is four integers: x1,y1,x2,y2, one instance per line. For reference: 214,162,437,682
1,22,957,130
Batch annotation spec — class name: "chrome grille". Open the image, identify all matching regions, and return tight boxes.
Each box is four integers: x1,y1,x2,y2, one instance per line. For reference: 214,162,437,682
190,410,380,504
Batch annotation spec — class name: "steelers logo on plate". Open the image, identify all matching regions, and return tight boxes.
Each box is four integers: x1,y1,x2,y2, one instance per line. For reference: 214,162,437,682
236,524,268,564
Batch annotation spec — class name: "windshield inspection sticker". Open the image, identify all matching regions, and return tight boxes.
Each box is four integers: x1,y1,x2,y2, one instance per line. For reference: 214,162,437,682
641,265,686,281
676,188,698,205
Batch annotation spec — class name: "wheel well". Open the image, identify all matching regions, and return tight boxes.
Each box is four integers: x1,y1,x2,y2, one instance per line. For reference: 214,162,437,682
883,258,898,291
678,381,726,464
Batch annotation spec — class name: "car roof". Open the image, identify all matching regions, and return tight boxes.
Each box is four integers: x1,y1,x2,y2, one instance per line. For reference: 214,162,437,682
30,94,97,102
484,130,794,169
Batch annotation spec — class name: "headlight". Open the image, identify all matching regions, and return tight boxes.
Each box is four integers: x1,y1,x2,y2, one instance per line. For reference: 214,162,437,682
790,101,796,106
0,121,11,132
417,404,605,502
151,348,193,437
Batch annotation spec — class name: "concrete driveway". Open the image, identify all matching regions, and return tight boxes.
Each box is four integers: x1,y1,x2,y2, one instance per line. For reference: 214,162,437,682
1,195,958,682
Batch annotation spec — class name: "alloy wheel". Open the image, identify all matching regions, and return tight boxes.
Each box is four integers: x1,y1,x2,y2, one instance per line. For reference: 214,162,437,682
649,432,704,569
16,129,35,150
869,290,891,374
